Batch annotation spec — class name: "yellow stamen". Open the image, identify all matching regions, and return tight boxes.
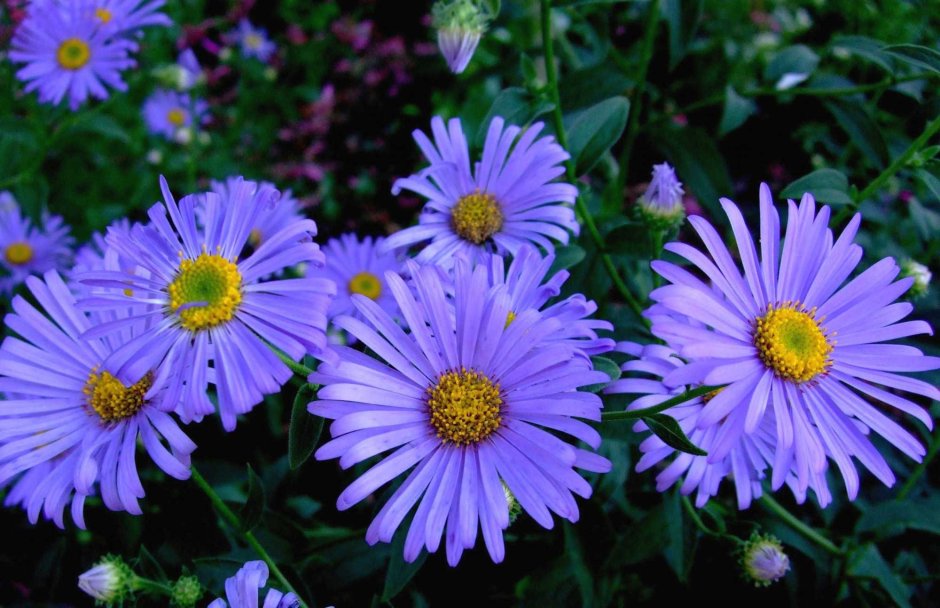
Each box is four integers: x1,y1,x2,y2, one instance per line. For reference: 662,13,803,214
427,368,502,445
167,252,242,331
754,303,832,383
348,271,382,300
4,241,33,266
245,33,263,49
167,108,187,126
451,191,503,245
504,310,516,328
84,369,154,423
94,7,112,23
57,38,91,70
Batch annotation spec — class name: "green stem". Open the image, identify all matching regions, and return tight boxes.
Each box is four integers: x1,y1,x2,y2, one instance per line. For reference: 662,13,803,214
743,72,934,99
615,0,660,200
759,494,843,556
270,343,315,378
134,577,174,597
190,466,304,605
682,496,742,545
539,0,647,324
602,384,720,421
896,431,940,500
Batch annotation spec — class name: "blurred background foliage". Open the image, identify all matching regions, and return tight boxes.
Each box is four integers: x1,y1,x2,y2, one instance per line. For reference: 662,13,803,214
1,0,939,606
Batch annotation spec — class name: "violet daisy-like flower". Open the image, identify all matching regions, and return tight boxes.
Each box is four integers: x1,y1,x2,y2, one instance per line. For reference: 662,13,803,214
208,561,300,608
142,88,209,141
310,259,611,566
647,184,939,501
86,0,171,37
234,19,276,62
208,177,304,250
474,245,614,357
78,177,335,431
606,341,832,509
9,0,137,110
312,233,403,328
383,116,579,267
0,192,73,296
0,271,196,528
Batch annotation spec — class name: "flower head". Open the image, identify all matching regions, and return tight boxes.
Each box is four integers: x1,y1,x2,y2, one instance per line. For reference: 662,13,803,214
208,177,305,251
637,162,685,229
142,89,209,141
310,259,610,565
645,184,939,502
432,0,491,74
0,271,195,527
86,0,171,37
233,19,276,62
9,0,137,110
740,532,790,586
0,192,73,296
78,555,137,603
208,561,300,608
384,117,578,267
77,177,335,431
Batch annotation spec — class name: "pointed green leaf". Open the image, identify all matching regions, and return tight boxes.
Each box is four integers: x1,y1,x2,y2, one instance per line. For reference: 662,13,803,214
883,44,940,75
239,464,265,532
644,414,707,456
566,96,630,175
289,384,323,470
780,169,853,205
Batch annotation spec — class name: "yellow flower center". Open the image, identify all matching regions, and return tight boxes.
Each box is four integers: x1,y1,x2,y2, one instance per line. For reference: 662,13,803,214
57,38,91,70
167,108,187,126
84,369,154,423
167,252,243,331
427,368,502,445
347,271,382,300
504,310,516,328
94,7,112,23
245,33,264,49
4,241,33,266
754,303,832,383
451,191,503,245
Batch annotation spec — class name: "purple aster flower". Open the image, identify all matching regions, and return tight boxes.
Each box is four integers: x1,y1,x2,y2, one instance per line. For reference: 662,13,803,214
607,341,832,509
383,116,579,267
142,88,209,141
86,0,171,37
310,259,611,566
312,233,403,330
208,561,300,608
432,0,490,74
0,271,196,528
646,184,939,502
233,19,276,62
473,245,614,357
208,177,304,251
9,0,137,110
0,192,73,296
177,48,203,90
77,177,335,431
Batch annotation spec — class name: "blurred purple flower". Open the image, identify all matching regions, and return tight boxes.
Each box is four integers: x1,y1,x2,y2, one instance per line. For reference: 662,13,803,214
0,192,73,296
142,88,208,141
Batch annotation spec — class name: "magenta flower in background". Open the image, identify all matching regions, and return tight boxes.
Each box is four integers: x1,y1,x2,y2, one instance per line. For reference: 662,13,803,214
208,561,300,608
0,271,195,528
646,184,938,502
310,259,610,566
77,177,336,431
0,192,73,296
233,19,276,62
384,116,579,267
9,0,137,110
142,88,208,141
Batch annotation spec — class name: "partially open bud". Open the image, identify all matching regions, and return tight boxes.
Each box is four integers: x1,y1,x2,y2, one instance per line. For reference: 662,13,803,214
432,0,493,74
502,481,522,525
636,162,686,231
901,259,931,299
740,532,790,587
77,555,136,603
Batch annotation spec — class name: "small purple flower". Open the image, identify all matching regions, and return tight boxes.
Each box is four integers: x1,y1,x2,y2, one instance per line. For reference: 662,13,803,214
384,116,579,267
638,162,684,217
86,0,171,37
208,177,304,250
9,0,137,110
208,561,300,608
0,271,196,528
310,259,610,566
0,192,73,296
142,88,208,141
234,19,276,62
77,177,335,431
645,184,939,502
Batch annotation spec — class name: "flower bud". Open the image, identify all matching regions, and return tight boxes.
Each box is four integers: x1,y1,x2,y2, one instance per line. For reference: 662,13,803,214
502,481,521,525
636,162,686,231
170,574,203,607
432,0,492,74
901,259,931,299
77,555,136,603
740,532,790,587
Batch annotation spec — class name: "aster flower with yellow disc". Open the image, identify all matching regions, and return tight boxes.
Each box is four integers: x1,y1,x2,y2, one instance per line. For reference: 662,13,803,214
142,89,209,142
9,0,137,110
309,259,610,566
84,0,171,38
0,271,195,528
647,184,939,501
382,116,579,266
0,192,73,296
78,177,335,431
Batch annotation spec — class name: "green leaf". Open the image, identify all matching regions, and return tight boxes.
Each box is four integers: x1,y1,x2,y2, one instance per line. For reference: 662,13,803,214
288,384,323,470
381,525,427,601
559,64,632,111
563,523,594,607
63,114,131,144
848,544,912,608
717,86,756,136
548,243,586,274
823,100,889,167
582,356,621,392
482,0,500,17
520,53,539,89
916,168,940,201
606,219,652,255
883,44,940,75
830,36,893,71
855,498,940,538
644,414,707,456
780,169,853,205
662,0,704,71
765,45,819,89
475,88,554,147
135,545,168,582
566,96,630,175
239,464,265,532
